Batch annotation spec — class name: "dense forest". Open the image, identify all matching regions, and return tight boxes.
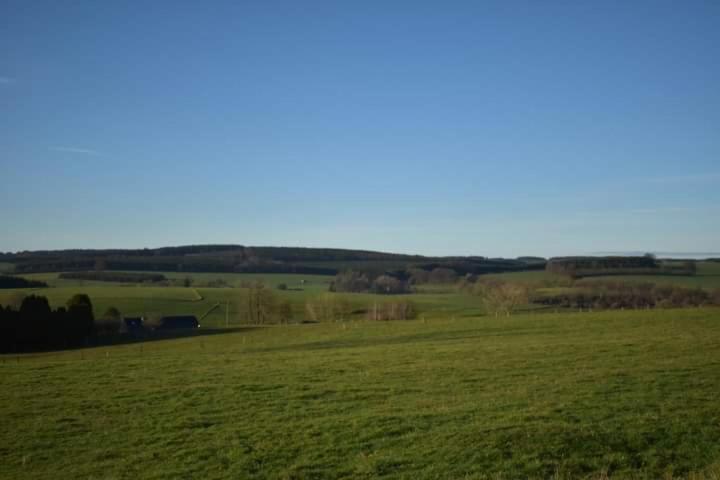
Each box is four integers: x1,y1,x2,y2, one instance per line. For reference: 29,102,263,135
0,245,545,277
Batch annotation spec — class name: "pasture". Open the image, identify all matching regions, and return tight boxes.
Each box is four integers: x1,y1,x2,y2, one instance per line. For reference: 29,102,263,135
2,269,719,478
0,273,334,328
1,308,720,479
0,272,493,327
3,266,719,329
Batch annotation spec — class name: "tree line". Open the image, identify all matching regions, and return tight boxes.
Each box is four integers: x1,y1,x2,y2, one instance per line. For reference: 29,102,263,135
0,275,48,289
329,271,413,294
535,281,720,310
546,256,659,278
59,271,167,283
546,256,700,279
0,294,97,352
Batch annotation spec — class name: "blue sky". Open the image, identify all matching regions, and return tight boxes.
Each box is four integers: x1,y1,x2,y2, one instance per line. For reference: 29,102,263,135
1,1,719,257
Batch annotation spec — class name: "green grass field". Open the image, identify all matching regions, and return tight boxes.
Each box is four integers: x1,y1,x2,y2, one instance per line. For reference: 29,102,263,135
1,272,494,327
4,266,719,330
0,273,336,327
1,308,720,479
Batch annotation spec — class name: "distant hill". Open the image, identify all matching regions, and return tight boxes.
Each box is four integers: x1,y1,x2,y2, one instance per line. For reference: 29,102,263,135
0,245,546,277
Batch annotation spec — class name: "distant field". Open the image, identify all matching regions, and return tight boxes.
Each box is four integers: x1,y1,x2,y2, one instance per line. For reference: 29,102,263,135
4,266,719,329
0,285,206,319
18,271,334,290
11,271,332,319
2,309,719,479
489,262,720,290
574,261,720,289
1,272,490,327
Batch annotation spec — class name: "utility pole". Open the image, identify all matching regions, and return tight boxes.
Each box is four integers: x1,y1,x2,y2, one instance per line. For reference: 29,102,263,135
225,300,229,328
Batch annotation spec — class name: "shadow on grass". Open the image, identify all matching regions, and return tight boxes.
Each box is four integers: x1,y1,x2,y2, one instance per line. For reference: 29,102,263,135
2,326,264,355
98,326,262,347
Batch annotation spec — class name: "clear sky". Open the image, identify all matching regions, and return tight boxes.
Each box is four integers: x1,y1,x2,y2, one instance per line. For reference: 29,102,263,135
2,1,719,257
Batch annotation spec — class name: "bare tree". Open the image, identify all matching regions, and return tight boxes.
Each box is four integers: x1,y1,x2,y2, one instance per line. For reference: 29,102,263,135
330,271,371,293
473,279,528,316
277,300,293,324
244,281,277,324
372,275,411,294
305,294,351,322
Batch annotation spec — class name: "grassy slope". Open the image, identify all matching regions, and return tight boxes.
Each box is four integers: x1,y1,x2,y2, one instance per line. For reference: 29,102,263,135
1,309,720,479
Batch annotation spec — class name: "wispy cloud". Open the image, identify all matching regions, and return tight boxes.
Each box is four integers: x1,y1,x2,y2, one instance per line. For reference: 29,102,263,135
580,205,716,218
50,146,102,156
623,206,696,214
645,173,720,184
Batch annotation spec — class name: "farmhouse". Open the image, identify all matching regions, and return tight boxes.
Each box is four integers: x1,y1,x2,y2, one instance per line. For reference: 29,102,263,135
123,317,145,333
157,315,199,329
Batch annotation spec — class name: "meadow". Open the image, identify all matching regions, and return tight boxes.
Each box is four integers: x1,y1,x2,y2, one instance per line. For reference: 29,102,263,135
2,269,720,478
0,272,493,327
0,272,334,328
3,265,719,328
2,308,720,479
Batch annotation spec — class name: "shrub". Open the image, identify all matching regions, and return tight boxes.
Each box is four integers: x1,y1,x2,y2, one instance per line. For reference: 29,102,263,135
536,281,713,310
712,289,720,306
330,271,371,293
407,268,431,284
429,268,458,284
66,294,95,338
372,275,411,294
472,279,529,316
